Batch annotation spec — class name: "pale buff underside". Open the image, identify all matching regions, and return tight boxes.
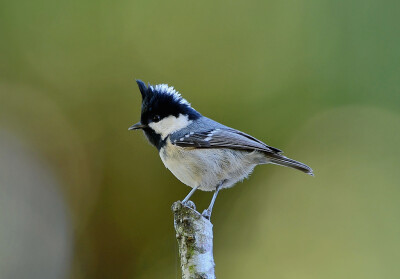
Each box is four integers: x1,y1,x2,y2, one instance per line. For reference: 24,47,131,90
160,139,268,191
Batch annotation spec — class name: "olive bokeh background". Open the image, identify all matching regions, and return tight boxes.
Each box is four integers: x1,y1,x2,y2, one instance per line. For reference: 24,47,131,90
1,0,399,278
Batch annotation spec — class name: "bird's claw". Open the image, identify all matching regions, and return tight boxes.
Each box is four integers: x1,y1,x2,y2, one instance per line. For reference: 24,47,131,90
202,209,212,220
181,200,196,210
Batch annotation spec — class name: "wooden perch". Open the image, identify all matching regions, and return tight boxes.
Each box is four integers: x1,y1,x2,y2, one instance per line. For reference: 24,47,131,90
172,201,216,279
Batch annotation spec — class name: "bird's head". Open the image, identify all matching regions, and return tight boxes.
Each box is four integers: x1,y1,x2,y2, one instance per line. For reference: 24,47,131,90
129,80,201,148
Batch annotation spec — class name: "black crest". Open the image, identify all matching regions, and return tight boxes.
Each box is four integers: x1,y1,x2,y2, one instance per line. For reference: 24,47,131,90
136,80,148,100
135,80,201,126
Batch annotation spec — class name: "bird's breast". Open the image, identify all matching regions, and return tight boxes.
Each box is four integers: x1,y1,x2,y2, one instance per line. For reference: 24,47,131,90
159,139,263,191
159,140,204,188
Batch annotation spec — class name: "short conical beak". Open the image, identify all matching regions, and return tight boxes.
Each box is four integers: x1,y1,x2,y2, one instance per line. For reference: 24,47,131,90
128,122,147,130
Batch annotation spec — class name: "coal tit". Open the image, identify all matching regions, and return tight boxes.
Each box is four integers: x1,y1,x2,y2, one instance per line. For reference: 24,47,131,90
129,80,313,218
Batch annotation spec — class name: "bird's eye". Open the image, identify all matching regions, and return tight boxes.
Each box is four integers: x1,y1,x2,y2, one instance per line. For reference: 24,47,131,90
152,115,161,122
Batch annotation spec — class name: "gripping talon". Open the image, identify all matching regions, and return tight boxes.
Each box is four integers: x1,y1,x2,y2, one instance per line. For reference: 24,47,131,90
182,200,196,210
202,209,212,220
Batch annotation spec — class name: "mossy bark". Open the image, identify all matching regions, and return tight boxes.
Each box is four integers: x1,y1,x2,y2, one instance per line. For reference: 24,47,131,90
172,201,215,279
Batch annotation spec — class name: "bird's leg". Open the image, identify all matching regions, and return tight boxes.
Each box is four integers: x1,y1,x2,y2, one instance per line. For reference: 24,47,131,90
202,182,223,220
182,185,199,205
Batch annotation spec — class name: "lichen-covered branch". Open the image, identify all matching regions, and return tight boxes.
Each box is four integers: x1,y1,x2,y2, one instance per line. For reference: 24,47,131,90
172,201,215,279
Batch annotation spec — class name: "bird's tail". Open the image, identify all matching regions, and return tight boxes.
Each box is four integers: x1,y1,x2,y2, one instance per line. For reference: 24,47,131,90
267,153,314,176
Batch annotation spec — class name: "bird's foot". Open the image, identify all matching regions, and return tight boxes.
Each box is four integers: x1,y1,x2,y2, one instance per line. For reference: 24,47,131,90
202,209,212,220
181,200,196,210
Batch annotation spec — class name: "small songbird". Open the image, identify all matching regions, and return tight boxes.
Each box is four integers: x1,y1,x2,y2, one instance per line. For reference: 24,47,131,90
129,80,313,219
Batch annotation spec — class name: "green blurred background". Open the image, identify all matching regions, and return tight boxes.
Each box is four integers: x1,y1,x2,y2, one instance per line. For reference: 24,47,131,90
1,0,399,278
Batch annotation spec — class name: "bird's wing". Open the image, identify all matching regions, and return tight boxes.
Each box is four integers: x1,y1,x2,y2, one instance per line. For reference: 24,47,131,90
171,127,282,154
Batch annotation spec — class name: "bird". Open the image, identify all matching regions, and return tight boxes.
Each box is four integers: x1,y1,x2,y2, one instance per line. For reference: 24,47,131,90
129,80,313,219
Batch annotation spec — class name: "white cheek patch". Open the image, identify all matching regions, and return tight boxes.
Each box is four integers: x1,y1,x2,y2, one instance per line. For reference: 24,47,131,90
148,114,192,140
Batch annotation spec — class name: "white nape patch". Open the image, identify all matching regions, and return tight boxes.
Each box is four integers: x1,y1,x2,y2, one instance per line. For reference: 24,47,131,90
148,114,192,140
150,84,191,106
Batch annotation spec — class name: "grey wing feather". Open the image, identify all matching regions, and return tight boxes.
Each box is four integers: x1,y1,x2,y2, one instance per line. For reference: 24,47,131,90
170,118,282,154
169,117,313,175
